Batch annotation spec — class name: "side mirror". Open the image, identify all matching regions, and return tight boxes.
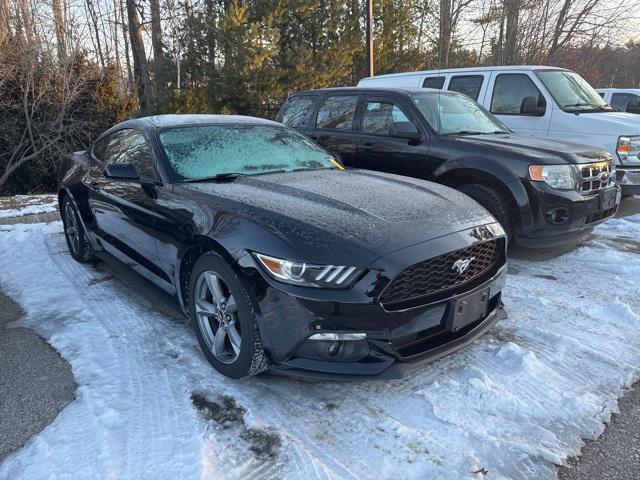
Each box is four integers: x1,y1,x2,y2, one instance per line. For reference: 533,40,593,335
104,163,140,181
520,96,545,116
391,122,421,142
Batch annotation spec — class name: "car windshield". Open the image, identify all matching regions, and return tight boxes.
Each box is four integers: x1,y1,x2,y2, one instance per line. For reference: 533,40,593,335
410,92,510,136
535,70,613,112
159,124,338,180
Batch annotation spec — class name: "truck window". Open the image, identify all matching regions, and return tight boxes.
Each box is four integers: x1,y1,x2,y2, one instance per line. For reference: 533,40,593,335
315,95,359,130
280,96,315,127
447,75,484,100
491,74,546,116
611,93,640,112
422,76,445,89
362,101,412,135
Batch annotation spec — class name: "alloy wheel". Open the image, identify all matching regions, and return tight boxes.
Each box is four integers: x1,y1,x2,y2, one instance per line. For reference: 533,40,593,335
63,202,80,255
194,271,241,364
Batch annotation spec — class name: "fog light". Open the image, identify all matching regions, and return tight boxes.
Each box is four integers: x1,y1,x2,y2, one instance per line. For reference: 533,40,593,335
327,341,341,356
546,207,570,225
308,332,367,341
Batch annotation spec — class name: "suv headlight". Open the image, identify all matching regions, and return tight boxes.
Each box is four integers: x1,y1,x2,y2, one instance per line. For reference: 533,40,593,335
254,253,363,288
616,136,640,164
528,164,578,190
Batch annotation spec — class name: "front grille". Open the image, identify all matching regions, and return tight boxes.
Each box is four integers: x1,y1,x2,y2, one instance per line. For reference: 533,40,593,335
580,161,613,194
380,239,503,311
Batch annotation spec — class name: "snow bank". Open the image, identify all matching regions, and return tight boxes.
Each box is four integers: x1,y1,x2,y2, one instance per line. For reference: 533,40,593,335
0,195,58,219
0,214,639,479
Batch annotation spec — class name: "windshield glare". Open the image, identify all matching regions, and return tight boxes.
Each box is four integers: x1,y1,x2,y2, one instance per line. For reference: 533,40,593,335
536,70,611,112
411,92,510,135
159,124,338,180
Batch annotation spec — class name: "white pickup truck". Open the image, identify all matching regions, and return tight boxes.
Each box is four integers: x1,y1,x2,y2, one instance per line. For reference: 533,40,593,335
359,66,640,196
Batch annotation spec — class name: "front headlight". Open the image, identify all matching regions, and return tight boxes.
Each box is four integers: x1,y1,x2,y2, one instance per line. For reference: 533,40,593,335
254,253,363,288
617,136,640,164
528,164,578,190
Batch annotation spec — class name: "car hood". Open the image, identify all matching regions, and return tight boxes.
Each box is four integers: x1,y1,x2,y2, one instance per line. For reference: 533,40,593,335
550,110,640,135
179,169,496,265
450,133,612,164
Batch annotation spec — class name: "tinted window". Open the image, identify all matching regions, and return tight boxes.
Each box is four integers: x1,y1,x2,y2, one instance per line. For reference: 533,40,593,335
315,95,358,130
423,76,445,89
611,93,640,112
280,96,315,127
159,124,338,180
448,75,484,100
92,136,110,161
362,101,411,135
103,129,156,178
491,74,546,115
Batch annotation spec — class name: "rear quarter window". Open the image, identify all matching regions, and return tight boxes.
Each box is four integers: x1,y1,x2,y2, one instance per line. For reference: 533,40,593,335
447,75,485,101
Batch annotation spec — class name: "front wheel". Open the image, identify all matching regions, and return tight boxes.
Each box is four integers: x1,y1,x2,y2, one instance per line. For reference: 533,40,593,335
459,184,514,242
62,195,95,263
189,252,268,379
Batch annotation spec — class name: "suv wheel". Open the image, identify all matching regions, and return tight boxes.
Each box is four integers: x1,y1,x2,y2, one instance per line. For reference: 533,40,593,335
459,184,513,241
189,252,268,379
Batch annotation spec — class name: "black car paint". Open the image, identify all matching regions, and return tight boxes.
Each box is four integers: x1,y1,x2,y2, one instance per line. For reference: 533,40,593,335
60,114,508,379
277,87,620,247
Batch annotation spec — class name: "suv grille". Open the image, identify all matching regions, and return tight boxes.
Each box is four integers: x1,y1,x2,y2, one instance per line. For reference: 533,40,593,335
380,239,503,311
580,161,613,194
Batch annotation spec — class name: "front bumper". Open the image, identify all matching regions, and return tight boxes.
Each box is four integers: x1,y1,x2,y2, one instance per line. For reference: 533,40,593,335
237,235,508,379
515,181,620,248
618,166,640,196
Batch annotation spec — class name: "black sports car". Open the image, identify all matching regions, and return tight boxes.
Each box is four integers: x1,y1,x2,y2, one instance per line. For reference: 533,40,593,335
59,114,508,379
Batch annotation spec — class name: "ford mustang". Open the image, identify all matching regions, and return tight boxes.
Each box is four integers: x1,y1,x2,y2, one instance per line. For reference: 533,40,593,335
59,114,508,379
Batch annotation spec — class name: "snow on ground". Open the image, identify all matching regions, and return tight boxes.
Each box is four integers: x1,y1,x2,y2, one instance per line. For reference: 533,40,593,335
0,195,58,219
1,214,640,480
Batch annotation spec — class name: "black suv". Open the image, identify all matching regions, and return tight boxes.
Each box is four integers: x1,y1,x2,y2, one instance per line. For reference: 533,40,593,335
276,87,621,248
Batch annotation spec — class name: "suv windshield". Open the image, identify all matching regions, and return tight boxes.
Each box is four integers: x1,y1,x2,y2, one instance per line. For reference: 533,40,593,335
159,124,338,180
410,92,510,136
535,70,613,113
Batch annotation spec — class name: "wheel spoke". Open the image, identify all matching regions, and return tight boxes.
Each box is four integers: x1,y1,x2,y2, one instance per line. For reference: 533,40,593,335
195,299,217,316
213,326,228,358
224,296,237,314
204,272,225,303
226,321,241,355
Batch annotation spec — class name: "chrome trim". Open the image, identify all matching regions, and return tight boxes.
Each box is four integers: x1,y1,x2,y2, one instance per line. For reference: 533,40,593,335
579,161,613,194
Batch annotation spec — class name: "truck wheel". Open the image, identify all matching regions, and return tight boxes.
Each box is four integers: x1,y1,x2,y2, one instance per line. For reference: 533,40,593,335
189,251,268,379
459,184,513,242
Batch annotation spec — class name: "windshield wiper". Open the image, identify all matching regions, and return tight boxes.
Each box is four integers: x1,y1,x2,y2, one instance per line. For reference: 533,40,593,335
443,130,487,136
179,172,245,183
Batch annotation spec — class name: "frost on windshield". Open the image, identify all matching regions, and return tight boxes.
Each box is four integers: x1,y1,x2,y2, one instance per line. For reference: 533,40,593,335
159,125,336,179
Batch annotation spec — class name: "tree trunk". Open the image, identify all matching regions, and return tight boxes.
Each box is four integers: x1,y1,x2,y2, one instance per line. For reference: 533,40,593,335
53,0,67,60
504,0,520,64
126,0,150,113
0,0,9,44
119,0,133,86
439,0,452,68
149,0,164,85
18,0,34,44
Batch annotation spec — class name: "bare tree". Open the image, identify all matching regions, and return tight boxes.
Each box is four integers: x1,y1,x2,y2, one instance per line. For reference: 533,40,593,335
0,0,10,44
53,0,67,60
503,0,519,63
126,0,150,113
438,0,474,67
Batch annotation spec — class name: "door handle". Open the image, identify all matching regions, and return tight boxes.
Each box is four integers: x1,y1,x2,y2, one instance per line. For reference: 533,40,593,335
362,143,373,150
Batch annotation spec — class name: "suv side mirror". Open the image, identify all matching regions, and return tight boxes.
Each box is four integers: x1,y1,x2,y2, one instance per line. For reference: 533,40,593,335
391,121,421,141
520,96,545,116
104,163,140,181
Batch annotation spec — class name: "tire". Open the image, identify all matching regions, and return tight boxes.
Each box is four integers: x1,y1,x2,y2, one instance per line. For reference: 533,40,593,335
189,251,268,379
459,184,514,242
61,195,95,263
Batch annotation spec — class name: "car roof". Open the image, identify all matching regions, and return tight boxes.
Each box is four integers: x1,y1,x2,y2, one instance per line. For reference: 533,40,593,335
291,86,453,96
359,65,568,81
112,114,281,131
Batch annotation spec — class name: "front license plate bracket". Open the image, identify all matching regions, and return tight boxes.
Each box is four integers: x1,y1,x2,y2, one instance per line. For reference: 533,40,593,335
445,288,489,333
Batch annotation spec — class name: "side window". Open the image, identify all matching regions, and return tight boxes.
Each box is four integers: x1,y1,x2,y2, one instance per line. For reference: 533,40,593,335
422,76,445,89
104,129,156,178
315,95,358,130
491,74,547,115
447,75,484,100
92,135,110,162
280,96,315,127
611,93,640,112
362,101,412,136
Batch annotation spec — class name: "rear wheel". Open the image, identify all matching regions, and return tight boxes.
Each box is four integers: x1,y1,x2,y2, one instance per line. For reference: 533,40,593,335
459,184,513,242
189,252,268,379
62,195,95,263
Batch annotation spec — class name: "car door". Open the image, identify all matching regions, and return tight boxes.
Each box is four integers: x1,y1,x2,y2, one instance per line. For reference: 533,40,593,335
485,71,551,136
302,93,359,166
352,94,430,178
87,128,162,276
